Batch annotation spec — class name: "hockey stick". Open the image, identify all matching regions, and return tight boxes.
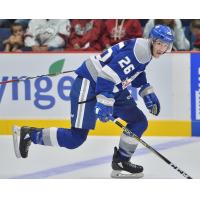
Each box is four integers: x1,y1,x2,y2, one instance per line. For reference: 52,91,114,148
109,116,193,179
0,70,75,85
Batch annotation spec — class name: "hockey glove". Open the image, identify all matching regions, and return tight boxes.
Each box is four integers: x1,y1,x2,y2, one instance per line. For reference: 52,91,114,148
139,83,160,116
95,92,115,122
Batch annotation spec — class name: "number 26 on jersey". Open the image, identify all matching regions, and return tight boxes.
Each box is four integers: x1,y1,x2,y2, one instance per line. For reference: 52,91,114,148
118,56,134,75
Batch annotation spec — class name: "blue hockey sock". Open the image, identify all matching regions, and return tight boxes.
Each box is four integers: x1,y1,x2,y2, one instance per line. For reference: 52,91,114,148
30,127,89,149
30,130,44,145
118,147,131,161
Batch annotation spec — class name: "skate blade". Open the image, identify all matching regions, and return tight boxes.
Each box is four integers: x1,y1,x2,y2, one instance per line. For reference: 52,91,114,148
12,125,22,158
111,170,144,179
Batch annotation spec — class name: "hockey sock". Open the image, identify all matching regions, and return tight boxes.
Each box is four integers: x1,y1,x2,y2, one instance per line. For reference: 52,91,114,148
30,127,88,149
118,133,139,161
30,129,44,145
118,121,147,160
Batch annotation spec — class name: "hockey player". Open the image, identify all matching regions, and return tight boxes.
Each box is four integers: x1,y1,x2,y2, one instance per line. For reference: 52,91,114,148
13,24,174,178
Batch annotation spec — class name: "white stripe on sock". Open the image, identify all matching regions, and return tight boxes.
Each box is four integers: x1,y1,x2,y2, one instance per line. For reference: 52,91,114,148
49,127,59,146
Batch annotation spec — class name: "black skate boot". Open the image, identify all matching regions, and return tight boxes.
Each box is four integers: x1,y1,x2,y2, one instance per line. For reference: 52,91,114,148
13,125,43,158
111,147,144,178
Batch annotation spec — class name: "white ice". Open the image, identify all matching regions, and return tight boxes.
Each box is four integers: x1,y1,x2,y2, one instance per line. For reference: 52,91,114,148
0,135,200,179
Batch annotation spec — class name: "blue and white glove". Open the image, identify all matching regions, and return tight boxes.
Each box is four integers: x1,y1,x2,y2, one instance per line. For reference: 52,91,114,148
139,83,160,116
95,92,115,122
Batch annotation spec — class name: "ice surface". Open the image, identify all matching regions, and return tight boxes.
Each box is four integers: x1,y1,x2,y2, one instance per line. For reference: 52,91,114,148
0,135,200,179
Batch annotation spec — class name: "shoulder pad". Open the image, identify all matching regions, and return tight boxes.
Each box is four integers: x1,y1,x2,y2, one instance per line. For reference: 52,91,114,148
133,38,152,64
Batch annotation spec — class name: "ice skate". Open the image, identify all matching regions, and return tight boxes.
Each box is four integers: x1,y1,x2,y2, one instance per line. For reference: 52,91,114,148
111,147,144,178
12,125,42,158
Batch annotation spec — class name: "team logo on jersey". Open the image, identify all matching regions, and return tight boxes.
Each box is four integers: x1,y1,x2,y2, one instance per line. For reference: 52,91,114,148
122,78,132,89
122,71,143,89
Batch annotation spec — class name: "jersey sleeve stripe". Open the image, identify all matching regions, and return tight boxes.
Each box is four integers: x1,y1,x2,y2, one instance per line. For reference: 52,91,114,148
102,65,122,84
86,57,121,86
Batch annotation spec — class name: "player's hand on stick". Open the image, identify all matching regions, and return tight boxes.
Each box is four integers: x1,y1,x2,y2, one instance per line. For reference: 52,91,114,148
139,83,160,116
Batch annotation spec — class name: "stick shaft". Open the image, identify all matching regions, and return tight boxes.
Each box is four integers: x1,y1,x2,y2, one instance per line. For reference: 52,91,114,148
0,70,75,85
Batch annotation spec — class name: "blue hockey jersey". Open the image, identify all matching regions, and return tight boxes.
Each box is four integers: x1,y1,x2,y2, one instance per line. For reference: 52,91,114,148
75,38,152,95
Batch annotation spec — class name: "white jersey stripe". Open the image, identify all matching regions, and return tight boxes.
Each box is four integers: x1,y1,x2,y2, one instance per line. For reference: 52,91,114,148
75,78,90,128
102,65,121,84
87,57,121,89
90,56,104,72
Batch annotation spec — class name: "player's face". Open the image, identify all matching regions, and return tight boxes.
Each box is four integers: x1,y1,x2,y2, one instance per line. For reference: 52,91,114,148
152,40,169,58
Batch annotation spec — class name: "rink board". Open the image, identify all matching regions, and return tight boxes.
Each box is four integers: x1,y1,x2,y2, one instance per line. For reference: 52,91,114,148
0,52,197,136
0,119,191,136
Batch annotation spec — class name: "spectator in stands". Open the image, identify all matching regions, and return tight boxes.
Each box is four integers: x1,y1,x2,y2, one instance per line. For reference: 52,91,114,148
3,23,24,52
24,19,71,52
143,19,190,50
185,19,200,50
68,19,103,51
101,19,142,49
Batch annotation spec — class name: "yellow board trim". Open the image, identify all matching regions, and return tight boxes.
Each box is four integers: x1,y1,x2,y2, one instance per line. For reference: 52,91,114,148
0,119,191,136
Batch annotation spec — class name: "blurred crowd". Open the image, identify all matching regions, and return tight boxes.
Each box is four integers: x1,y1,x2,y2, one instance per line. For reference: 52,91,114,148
0,19,200,52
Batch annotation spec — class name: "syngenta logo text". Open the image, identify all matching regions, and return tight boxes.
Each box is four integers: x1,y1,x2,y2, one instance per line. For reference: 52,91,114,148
0,76,74,110
0,59,75,110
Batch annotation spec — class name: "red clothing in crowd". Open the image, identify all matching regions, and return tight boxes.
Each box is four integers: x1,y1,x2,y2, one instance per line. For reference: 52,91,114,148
194,34,200,49
101,19,143,48
68,19,103,51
